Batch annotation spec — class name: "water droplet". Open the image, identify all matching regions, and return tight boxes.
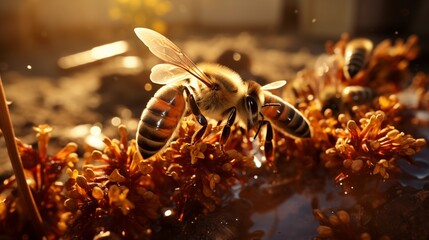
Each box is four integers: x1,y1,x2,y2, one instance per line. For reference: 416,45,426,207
312,18,317,23
253,156,262,168
394,31,399,35
27,65,32,69
144,83,152,91
164,209,173,217
232,52,241,61
111,117,121,126
90,125,102,135
294,9,299,14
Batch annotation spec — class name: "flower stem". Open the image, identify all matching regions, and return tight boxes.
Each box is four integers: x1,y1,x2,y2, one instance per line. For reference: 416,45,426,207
0,77,44,235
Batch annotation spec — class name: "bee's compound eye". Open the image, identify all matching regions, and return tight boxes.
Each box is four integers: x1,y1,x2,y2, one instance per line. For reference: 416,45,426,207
212,83,220,91
245,96,259,117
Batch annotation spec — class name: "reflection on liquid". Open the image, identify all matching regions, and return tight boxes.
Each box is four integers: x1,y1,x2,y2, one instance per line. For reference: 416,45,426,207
68,124,106,149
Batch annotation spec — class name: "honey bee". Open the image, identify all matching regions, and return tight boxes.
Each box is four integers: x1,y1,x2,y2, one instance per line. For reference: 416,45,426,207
320,85,376,114
311,54,376,114
343,38,373,80
134,28,312,159
341,86,376,106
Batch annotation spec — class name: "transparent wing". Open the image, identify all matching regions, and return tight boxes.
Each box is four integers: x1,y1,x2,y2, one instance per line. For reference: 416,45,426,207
314,54,339,94
150,63,192,85
261,80,287,90
134,28,213,87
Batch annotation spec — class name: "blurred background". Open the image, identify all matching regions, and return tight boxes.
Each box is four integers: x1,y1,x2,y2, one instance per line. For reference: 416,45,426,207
1,1,429,239
1,0,429,75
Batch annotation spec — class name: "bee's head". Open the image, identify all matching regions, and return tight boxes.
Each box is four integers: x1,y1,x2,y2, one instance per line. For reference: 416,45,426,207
321,92,343,115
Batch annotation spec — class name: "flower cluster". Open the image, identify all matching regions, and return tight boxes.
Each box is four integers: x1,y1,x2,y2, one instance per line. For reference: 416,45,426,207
324,111,426,181
61,119,255,238
150,119,255,220
313,208,355,239
312,208,389,240
63,125,160,239
367,35,419,92
0,125,77,238
283,34,429,240
288,35,427,182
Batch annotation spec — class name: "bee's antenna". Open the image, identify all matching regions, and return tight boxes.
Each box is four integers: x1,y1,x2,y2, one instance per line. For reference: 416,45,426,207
262,103,281,107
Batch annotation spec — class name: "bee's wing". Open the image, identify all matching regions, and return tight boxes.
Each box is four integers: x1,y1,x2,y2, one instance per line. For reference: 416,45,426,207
150,63,192,85
261,80,287,90
134,28,213,87
314,54,340,93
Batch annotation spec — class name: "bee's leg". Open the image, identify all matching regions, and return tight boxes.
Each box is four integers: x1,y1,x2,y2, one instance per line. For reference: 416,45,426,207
253,112,266,140
253,113,274,161
291,87,300,99
220,107,236,144
264,121,274,162
184,87,208,142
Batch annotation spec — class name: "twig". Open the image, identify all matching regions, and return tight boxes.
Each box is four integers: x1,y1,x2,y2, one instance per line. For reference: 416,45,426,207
0,76,44,235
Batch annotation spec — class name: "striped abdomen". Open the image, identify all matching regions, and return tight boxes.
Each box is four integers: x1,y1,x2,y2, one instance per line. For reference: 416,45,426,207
342,86,376,105
137,84,186,158
262,92,312,138
343,38,373,80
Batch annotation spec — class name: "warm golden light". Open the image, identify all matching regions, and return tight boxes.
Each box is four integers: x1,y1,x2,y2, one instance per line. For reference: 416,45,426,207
253,155,262,168
58,41,129,69
120,56,142,69
144,83,152,92
111,117,122,126
163,209,173,217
